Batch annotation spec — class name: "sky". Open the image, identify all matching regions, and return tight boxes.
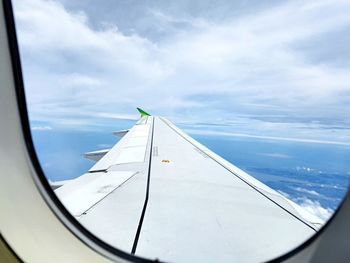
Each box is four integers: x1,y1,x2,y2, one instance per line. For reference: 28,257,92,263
12,0,350,144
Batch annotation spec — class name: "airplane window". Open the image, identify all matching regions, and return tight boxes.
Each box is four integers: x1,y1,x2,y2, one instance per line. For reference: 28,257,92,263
11,0,350,262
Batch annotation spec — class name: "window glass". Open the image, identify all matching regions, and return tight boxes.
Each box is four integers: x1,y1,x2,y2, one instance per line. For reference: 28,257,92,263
12,0,350,262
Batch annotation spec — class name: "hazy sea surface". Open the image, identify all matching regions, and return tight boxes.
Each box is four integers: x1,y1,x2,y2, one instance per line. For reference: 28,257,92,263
31,121,350,221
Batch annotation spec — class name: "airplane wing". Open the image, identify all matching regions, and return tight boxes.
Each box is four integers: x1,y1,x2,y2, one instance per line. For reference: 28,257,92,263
55,108,323,263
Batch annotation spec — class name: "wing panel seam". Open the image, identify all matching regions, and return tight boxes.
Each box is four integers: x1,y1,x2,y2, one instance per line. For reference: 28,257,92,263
131,116,155,254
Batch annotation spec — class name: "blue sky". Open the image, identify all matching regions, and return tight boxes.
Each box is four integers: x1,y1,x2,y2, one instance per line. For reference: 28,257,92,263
13,0,350,142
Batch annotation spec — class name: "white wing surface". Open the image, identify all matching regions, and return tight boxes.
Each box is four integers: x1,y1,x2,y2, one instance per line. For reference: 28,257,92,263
55,110,323,262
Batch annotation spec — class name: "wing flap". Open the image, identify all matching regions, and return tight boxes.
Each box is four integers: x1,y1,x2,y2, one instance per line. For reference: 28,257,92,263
90,123,151,172
55,171,137,217
83,149,110,162
113,129,129,138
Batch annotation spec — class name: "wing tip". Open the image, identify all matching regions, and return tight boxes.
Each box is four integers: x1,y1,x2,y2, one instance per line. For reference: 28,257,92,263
137,107,151,117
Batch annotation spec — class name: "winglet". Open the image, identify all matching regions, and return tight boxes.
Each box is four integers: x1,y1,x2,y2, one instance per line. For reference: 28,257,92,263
137,107,151,117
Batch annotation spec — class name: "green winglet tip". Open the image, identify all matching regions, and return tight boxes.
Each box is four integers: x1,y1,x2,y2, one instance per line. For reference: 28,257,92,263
137,107,151,117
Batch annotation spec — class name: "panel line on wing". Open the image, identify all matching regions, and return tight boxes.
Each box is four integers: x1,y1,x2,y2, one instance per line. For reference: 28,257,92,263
131,116,155,254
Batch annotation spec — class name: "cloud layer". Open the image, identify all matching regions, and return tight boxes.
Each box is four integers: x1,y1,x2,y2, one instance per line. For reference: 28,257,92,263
13,0,350,141
297,197,334,222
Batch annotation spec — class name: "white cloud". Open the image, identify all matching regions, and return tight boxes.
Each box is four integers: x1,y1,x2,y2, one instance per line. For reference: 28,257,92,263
95,112,138,120
184,128,350,146
63,74,103,87
294,187,321,196
274,190,333,222
258,153,292,159
13,0,350,136
31,125,52,131
297,198,334,222
277,190,290,199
